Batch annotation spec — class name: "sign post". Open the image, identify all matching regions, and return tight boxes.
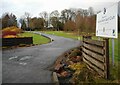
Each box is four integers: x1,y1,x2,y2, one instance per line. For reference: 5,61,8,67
112,38,115,66
96,2,118,66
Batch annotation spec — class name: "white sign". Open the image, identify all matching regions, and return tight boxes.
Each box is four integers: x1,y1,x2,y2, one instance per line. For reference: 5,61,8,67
96,3,118,38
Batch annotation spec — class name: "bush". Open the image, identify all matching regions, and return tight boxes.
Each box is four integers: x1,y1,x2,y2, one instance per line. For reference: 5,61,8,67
2,26,22,38
2,26,22,33
2,31,17,37
3,35,17,38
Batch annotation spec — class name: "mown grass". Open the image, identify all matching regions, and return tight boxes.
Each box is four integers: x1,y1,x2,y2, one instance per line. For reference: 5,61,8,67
42,31,79,40
43,31,119,61
109,37,119,61
19,32,50,45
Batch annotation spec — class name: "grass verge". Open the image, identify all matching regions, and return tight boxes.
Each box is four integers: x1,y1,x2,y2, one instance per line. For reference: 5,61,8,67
42,31,79,40
42,31,119,61
19,32,50,45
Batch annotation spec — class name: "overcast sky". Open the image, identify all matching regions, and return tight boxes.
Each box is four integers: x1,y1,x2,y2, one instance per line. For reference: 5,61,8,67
0,0,119,18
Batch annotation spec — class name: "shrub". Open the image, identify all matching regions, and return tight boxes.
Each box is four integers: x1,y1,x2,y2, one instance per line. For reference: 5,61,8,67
2,30,17,38
3,26,22,33
3,35,17,38
2,26,22,38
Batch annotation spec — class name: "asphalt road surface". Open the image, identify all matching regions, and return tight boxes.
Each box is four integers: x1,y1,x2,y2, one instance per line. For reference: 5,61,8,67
2,32,81,83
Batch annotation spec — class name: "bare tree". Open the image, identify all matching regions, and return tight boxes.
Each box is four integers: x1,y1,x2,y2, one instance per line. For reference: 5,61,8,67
61,9,76,23
29,17,44,30
2,13,17,28
88,7,94,16
75,13,84,33
50,10,59,18
64,20,76,31
39,11,48,27
24,12,31,28
50,10,60,30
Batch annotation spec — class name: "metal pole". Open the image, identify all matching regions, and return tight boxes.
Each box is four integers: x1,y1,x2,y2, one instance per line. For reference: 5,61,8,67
112,38,114,66
104,38,109,79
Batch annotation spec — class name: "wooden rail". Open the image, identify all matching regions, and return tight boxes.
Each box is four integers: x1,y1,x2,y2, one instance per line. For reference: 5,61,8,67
82,36,109,79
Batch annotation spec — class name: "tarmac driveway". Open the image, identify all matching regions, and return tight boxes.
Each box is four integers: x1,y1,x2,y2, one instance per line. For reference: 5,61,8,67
2,32,81,83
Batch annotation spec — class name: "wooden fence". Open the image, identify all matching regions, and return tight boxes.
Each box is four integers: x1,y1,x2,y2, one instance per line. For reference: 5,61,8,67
82,36,109,79
2,37,33,47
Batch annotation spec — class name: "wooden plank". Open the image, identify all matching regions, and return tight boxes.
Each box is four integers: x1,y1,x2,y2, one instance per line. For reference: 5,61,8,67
82,52,104,70
103,38,109,79
83,38,104,47
83,57,104,77
82,47,104,63
83,43,104,55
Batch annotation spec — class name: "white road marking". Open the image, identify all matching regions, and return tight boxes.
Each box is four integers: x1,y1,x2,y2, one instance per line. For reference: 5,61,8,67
9,56,18,60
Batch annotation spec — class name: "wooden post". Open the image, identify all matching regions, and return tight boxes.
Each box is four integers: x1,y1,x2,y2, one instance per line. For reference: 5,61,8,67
83,36,92,45
83,36,91,40
82,37,110,79
112,38,115,66
104,38,109,79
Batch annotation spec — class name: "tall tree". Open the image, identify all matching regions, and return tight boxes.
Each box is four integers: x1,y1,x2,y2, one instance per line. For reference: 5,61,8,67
88,7,94,16
21,19,27,30
2,13,10,28
29,17,44,30
57,21,64,31
50,17,58,30
50,10,60,30
83,9,89,17
39,11,48,28
75,7,95,33
24,12,31,28
61,9,76,23
9,13,17,27
2,13,17,28
75,13,84,33
64,20,76,31
50,10,59,18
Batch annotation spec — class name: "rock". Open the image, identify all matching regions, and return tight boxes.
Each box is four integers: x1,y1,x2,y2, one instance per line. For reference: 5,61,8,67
55,63,62,71
76,56,82,62
69,56,77,63
57,73,62,77
66,61,74,65
52,72,59,85
60,71,69,77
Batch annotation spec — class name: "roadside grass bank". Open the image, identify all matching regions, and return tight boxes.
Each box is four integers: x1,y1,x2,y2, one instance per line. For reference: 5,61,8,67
41,31,79,40
42,31,119,61
19,32,50,45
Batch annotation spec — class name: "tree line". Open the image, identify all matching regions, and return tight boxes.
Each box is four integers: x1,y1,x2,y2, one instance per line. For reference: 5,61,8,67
1,13,17,28
1,7,120,33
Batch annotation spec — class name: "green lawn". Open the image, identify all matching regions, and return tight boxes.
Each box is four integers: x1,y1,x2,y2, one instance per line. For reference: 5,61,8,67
109,38,119,62
19,32,50,45
42,31,119,62
42,31,79,40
